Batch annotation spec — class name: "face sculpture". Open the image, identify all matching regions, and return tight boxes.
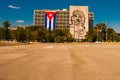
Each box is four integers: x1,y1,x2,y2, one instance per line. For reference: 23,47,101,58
71,10,85,26
71,10,86,35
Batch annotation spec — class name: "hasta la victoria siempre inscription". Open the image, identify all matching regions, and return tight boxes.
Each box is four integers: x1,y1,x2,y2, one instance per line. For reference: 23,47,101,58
71,10,86,35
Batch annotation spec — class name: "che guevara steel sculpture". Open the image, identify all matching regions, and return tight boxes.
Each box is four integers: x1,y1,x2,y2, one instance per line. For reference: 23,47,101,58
71,10,86,35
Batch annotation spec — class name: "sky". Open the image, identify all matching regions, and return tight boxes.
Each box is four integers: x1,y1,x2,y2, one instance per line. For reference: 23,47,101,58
0,0,120,33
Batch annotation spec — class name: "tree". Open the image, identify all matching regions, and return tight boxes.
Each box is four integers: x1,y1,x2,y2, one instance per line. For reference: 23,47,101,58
54,36,64,43
85,30,97,42
0,28,2,40
94,23,106,30
116,34,120,42
107,28,117,42
25,27,34,42
16,27,26,42
2,21,11,40
3,21,11,29
94,23,107,41
1,21,76,43
85,23,119,42
44,30,53,42
85,23,106,42
9,30,17,40
32,28,45,42
52,29,74,43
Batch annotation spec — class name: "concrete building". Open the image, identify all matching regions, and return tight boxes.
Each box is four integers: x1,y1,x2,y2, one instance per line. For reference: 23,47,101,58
33,9,69,29
11,25,26,30
89,12,94,31
33,5,94,40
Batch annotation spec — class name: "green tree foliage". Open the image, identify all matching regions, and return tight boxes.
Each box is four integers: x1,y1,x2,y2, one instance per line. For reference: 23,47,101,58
54,36,64,43
107,28,117,42
1,21,120,43
86,23,119,42
85,31,97,42
2,21,11,40
116,34,120,41
94,23,106,41
3,25,74,43
9,30,17,40
0,28,2,39
16,27,26,42
25,27,33,42
32,28,45,42
3,21,11,29
52,29,74,43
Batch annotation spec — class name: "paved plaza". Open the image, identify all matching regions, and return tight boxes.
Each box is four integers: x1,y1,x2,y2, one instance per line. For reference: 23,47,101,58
0,43,120,80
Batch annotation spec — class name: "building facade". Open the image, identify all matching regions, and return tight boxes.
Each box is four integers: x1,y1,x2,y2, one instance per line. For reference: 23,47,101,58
33,6,94,40
89,12,94,31
69,6,89,40
34,9,69,29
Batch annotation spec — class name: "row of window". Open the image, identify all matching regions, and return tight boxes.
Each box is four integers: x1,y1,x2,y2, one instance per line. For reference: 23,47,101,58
34,22,69,24
34,21,69,24
34,20,69,22
35,12,69,14
34,15,69,18
89,17,94,20
34,25,69,28
56,26,69,29
35,13,69,15
89,14,93,16
56,19,69,21
34,17,69,19
35,11,69,13
35,13,69,16
56,12,69,14
35,15,44,17
34,19,69,21
35,14,93,18
34,23,44,25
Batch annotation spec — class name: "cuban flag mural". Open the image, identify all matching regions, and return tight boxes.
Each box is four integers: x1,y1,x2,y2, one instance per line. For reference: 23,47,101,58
45,11,56,31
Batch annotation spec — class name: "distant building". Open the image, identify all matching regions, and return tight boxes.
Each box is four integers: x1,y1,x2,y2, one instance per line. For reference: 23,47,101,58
11,25,26,30
33,9,69,29
89,12,94,31
33,5,94,40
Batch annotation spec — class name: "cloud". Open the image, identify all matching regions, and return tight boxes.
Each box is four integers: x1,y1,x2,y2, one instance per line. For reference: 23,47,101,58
8,5,21,9
15,20,24,23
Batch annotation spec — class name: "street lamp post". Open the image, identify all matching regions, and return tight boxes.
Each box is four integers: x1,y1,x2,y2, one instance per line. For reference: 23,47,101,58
97,30,98,41
106,21,108,42
100,29,102,42
106,26,107,42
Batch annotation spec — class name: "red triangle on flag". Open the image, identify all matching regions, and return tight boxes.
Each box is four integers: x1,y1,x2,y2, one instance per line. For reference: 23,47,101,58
46,11,56,21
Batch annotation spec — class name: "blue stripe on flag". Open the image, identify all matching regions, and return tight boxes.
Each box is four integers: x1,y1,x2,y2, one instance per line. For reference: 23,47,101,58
45,13,47,30
51,18,54,30
53,14,56,30
49,20,51,31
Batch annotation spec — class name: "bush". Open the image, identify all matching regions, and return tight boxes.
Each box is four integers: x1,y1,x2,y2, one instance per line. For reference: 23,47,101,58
54,36,64,43
67,37,75,42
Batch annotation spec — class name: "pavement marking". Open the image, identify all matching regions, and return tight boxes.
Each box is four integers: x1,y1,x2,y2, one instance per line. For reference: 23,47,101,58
43,46,54,49
0,54,27,60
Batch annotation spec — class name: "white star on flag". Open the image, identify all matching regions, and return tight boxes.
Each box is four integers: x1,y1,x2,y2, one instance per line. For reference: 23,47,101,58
49,14,52,16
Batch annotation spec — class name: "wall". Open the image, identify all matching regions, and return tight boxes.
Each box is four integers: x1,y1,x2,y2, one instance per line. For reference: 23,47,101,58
69,6,89,40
